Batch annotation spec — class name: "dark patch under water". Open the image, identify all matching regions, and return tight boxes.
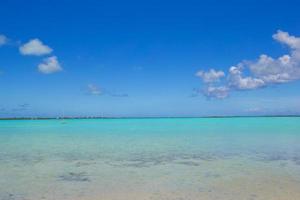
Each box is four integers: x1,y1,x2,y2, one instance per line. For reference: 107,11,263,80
256,151,300,166
104,152,229,168
58,172,90,182
2,148,300,169
0,193,27,200
74,161,97,167
175,161,201,166
204,172,221,178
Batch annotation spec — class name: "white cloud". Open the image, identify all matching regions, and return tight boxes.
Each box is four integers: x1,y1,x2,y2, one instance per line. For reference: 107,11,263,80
196,69,225,83
196,30,300,99
19,39,53,56
272,30,300,49
38,56,62,74
203,86,229,99
247,30,300,84
248,54,300,83
228,65,265,89
0,34,8,46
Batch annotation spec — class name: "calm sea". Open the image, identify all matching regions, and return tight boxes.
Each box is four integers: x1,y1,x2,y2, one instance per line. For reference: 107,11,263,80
1,117,300,200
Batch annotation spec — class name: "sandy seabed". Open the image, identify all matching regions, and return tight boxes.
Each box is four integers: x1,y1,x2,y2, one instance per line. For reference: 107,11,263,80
1,157,300,200
1,118,300,200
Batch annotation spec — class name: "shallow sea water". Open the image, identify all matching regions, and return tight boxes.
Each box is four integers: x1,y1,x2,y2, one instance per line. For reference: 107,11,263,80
0,117,300,200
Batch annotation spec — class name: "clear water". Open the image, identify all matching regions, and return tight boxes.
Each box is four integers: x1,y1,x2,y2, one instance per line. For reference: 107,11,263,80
0,117,300,200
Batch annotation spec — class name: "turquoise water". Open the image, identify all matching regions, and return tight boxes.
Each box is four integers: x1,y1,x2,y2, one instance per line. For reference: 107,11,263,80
1,117,300,200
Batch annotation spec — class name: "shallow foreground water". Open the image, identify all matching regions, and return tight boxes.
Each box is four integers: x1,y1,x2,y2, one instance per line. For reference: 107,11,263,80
0,117,300,200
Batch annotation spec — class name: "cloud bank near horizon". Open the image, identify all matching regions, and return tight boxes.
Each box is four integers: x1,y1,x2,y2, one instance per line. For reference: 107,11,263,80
196,30,300,99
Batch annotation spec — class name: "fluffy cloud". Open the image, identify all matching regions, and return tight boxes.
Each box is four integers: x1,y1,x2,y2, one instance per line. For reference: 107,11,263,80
273,30,300,49
203,86,229,99
38,56,62,74
247,30,300,84
196,30,300,99
0,34,8,46
196,69,225,83
19,39,53,56
228,65,265,89
0,35,61,75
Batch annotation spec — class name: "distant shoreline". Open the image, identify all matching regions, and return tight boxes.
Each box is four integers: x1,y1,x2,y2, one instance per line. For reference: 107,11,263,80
0,115,299,120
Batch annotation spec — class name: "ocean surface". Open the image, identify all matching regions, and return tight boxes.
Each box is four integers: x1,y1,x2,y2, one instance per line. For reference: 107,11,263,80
0,117,300,200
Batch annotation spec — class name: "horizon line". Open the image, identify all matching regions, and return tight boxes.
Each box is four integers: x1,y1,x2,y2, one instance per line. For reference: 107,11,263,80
1,115,300,120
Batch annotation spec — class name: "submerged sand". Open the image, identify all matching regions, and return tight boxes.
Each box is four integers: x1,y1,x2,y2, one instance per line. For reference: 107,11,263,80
1,118,300,200
1,156,300,200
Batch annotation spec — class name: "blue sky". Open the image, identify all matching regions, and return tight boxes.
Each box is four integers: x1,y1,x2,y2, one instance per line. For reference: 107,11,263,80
0,0,300,117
